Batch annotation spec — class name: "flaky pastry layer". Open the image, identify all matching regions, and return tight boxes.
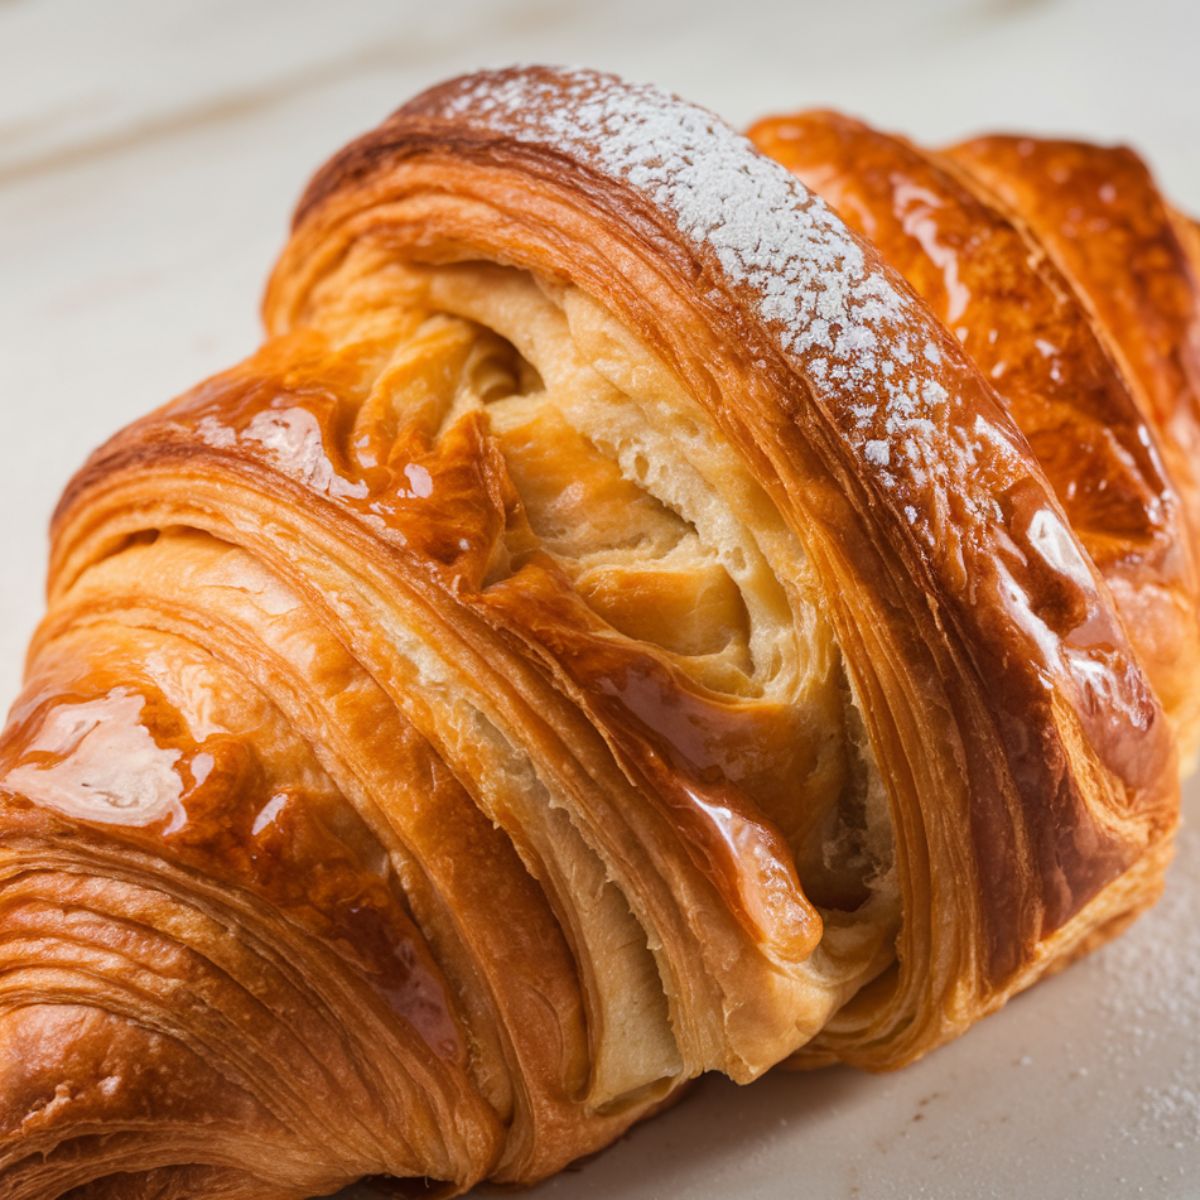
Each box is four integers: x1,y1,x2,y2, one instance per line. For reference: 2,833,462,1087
0,67,1194,1198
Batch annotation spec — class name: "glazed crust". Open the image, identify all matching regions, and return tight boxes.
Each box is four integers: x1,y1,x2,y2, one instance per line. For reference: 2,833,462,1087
0,68,1187,1197
749,111,1200,759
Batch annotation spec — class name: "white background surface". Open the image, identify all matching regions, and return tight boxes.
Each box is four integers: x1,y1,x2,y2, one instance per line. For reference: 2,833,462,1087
2,2,1198,1197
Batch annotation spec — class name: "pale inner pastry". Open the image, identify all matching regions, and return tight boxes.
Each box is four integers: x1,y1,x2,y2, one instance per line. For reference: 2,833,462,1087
257,246,903,1095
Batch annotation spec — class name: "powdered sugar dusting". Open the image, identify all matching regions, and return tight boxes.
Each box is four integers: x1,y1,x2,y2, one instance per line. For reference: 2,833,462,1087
421,67,986,529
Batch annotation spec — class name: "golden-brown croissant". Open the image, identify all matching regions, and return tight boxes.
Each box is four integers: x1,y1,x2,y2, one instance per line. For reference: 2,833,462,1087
1,67,1196,1198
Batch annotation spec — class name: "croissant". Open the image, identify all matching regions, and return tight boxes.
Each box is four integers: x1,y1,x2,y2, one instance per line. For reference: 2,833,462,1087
1,67,1195,1198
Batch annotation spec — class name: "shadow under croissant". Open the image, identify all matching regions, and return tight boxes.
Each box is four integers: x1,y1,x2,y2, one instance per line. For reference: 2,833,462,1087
434,800,1200,1200
477,1068,879,1198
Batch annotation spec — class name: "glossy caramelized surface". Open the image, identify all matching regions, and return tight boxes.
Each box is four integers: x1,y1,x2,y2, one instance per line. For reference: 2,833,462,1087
2,631,462,1056
0,67,1191,1199
749,111,1200,757
946,135,1200,536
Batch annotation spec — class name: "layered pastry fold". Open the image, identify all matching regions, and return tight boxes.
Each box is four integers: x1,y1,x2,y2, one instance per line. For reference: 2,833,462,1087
0,67,1193,1198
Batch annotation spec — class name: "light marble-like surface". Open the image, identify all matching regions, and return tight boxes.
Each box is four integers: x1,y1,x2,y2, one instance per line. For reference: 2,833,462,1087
2,2,1197,1197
